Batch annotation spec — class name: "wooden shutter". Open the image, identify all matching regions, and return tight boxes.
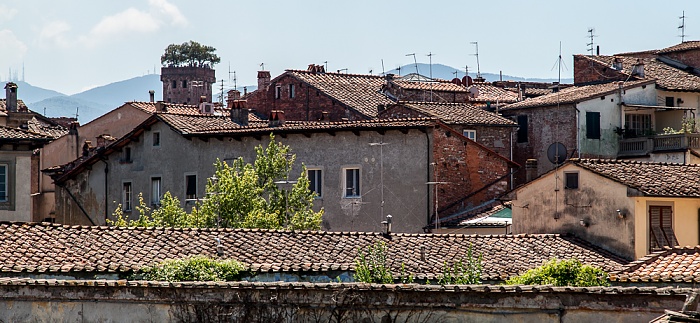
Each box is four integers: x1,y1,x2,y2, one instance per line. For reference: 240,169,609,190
586,112,601,139
649,206,678,251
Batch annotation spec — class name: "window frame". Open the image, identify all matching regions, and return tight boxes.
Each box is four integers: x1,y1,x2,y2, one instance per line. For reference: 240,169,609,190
0,164,7,202
122,181,132,212
275,85,282,99
185,173,197,202
564,172,579,189
585,111,601,139
151,176,162,206
307,168,323,198
665,96,675,107
516,115,528,143
152,132,161,147
289,84,295,98
462,129,477,141
343,167,361,198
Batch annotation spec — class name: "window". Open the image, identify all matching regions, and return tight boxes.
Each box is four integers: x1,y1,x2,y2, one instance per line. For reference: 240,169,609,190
649,206,678,251
172,80,177,89
625,114,652,136
275,85,281,99
0,164,7,202
308,169,322,198
122,182,132,211
289,84,295,98
585,112,601,139
185,174,197,200
151,177,162,206
122,147,132,163
665,96,675,107
182,80,187,88
152,132,160,147
344,168,360,198
564,172,579,189
516,115,528,143
462,130,476,141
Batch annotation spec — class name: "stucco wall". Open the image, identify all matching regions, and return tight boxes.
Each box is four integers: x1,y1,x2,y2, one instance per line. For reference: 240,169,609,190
0,153,32,222
633,197,700,259
0,281,685,323
63,125,431,232
512,164,636,259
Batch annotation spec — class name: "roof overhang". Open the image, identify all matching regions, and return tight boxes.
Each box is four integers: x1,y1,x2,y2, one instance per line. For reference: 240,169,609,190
621,103,693,111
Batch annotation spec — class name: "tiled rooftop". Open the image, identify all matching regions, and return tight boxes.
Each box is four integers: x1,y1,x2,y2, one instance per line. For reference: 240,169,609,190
657,41,700,54
128,101,229,116
0,99,29,112
469,82,519,103
0,222,627,280
287,70,395,118
393,102,517,126
571,159,700,197
393,80,468,92
27,117,69,139
501,79,653,110
610,246,700,283
0,125,52,141
577,55,700,91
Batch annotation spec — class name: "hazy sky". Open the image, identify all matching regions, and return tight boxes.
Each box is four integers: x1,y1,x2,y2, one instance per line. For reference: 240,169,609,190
2,1,699,95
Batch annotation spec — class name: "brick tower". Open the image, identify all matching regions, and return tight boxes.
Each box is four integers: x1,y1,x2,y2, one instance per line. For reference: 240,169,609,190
161,66,216,104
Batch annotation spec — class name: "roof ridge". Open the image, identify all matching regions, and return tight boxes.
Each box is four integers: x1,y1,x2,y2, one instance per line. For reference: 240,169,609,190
287,70,383,79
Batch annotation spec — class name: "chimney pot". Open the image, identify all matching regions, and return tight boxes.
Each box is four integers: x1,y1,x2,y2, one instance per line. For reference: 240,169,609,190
149,90,155,103
230,101,249,126
4,82,18,112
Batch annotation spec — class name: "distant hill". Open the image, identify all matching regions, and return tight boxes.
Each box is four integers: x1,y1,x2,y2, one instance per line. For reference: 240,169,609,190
2,81,66,103
385,63,573,84
71,74,161,108
31,96,111,123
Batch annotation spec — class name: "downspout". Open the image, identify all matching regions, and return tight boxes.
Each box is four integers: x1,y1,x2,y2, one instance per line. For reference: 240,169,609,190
574,104,581,158
57,183,96,226
100,158,108,224
425,126,432,231
510,127,515,190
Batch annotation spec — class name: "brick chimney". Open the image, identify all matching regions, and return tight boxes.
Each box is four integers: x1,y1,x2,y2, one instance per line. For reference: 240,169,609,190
230,101,249,126
155,101,167,112
632,59,645,78
268,110,285,127
525,159,538,182
257,71,271,91
4,82,17,112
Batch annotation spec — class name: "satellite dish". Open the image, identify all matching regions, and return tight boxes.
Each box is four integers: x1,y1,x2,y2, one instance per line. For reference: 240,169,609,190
547,142,567,165
462,75,474,86
451,78,462,85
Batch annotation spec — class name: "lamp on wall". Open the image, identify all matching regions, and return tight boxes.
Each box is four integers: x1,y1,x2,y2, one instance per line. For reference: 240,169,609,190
579,219,589,227
616,209,626,219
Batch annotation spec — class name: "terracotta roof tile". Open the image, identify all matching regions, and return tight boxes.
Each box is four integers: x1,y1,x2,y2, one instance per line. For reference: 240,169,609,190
501,79,653,110
393,80,468,92
571,158,700,197
0,126,51,141
469,83,519,103
657,41,700,54
0,222,627,281
0,99,28,112
288,70,395,118
390,102,516,126
578,55,700,91
610,246,700,283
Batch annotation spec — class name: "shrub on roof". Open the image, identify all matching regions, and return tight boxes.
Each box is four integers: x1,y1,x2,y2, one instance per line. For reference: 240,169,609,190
505,258,609,287
134,256,245,282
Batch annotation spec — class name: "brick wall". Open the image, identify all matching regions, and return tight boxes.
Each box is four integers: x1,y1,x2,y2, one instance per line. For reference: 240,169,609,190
661,50,700,68
573,55,626,85
245,74,369,121
161,66,216,104
503,105,578,186
431,125,512,217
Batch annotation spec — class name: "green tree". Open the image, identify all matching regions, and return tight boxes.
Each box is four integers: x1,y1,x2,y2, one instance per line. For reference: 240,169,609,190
108,192,208,228
437,245,482,285
195,134,323,230
505,258,609,287
135,256,245,282
161,40,220,68
354,241,394,284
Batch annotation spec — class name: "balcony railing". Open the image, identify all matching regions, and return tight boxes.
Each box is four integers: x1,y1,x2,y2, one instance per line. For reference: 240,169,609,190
619,133,700,156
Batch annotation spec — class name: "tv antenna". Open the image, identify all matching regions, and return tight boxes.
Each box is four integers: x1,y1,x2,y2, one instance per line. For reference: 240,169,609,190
587,28,598,55
396,65,401,76
405,53,419,75
470,42,481,78
337,68,348,74
381,59,385,75
679,11,688,42
229,68,237,90
219,79,225,105
75,107,79,120
427,51,434,100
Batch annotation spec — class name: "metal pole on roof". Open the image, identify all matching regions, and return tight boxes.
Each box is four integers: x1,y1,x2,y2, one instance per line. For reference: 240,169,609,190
427,52,434,101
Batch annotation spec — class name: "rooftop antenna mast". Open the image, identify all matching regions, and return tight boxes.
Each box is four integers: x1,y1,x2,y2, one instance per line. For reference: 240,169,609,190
381,59,385,75
470,42,481,78
405,53,419,75
427,52,434,101
680,11,687,42
219,79,225,105
587,28,597,55
75,107,79,120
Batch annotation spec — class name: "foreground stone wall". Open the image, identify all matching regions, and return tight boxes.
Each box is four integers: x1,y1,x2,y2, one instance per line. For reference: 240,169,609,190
0,279,689,323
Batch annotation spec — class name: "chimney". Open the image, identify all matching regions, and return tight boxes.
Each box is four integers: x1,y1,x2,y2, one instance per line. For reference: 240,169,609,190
230,101,249,126
320,111,330,122
155,101,167,112
596,45,600,56
4,82,17,112
226,89,241,109
525,159,538,182
552,82,559,93
632,59,645,78
149,90,155,103
385,73,395,83
268,110,285,127
612,57,623,71
257,71,271,91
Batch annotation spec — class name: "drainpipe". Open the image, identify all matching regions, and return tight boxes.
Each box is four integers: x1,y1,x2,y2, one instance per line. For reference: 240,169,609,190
574,104,581,158
100,158,108,224
425,127,432,230
510,128,515,190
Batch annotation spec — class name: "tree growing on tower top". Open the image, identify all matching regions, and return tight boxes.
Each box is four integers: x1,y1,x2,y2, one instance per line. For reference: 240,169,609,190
161,40,221,68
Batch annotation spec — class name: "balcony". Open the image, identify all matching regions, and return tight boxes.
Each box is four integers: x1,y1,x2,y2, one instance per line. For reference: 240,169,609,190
619,134,700,156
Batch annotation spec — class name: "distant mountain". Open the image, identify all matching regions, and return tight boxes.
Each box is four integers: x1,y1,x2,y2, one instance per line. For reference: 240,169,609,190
385,63,573,84
31,96,111,123
71,74,161,108
2,81,66,103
